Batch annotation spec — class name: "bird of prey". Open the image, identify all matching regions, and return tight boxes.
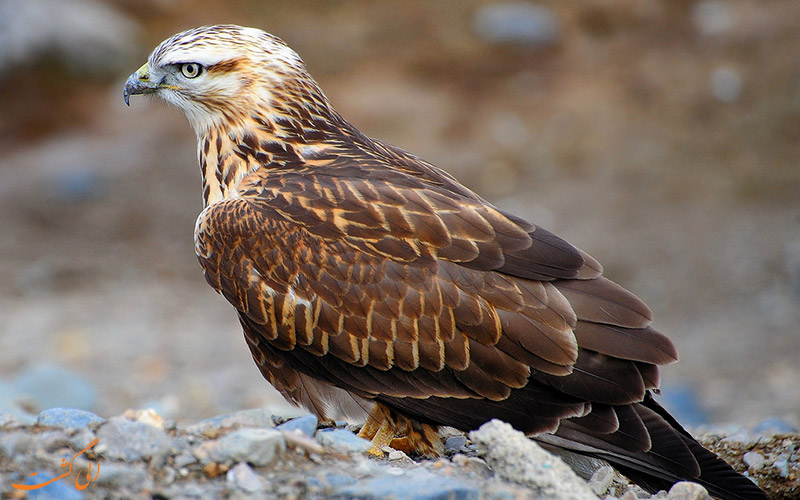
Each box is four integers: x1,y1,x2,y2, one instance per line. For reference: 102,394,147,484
124,25,767,499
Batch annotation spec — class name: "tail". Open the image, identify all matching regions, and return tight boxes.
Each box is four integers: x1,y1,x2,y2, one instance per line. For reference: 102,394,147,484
536,393,768,500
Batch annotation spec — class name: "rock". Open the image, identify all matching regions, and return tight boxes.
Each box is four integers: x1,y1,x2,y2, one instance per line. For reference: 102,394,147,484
95,416,173,464
743,451,765,471
12,472,84,499
37,430,71,452
0,0,139,76
588,465,615,496
667,481,711,500
193,428,285,466
444,434,468,453
10,364,96,412
93,462,153,491
0,430,35,458
451,454,492,479
37,407,105,430
226,462,267,492
316,428,372,454
183,408,273,437
469,420,598,500
332,468,479,500
473,3,560,47
772,452,791,478
276,414,318,437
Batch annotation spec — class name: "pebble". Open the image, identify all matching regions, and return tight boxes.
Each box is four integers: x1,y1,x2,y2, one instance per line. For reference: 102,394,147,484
276,414,318,437
666,481,711,500
95,415,173,464
0,430,35,458
332,468,479,500
12,472,84,499
37,407,105,430
743,451,765,471
93,462,153,491
473,3,560,47
316,428,372,453
588,465,615,496
444,434,468,453
183,408,273,437
194,427,286,466
226,462,267,492
469,419,599,499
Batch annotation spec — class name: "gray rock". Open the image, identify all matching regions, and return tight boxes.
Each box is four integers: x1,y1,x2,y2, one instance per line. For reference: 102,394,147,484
276,414,318,437
183,408,273,436
95,416,173,464
316,428,372,453
444,434,468,453
772,452,791,478
588,465,615,496
743,451,765,471
93,462,153,491
11,364,96,412
332,468,479,500
37,430,71,452
12,472,84,499
709,67,742,103
667,481,711,500
0,430,35,458
753,417,799,435
193,427,285,466
473,3,560,47
226,462,267,492
469,420,598,500
37,407,105,430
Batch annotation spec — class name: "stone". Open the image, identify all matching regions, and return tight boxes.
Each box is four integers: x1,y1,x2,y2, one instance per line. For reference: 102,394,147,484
0,430,35,458
588,465,615,496
444,434,468,453
276,414,318,437
469,420,599,500
743,451,765,471
226,462,267,492
184,408,273,436
316,429,372,454
473,3,559,47
332,468,479,500
95,416,173,464
37,407,105,430
667,481,711,500
12,472,84,499
194,427,285,466
93,462,153,491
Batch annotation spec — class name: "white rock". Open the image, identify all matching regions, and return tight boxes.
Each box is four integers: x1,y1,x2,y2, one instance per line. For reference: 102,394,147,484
469,420,598,500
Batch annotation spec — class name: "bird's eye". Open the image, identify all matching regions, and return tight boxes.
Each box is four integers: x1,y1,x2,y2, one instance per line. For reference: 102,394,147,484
180,63,203,79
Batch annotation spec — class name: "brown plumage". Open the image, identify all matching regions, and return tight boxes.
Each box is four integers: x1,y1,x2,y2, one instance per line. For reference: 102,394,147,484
123,25,767,499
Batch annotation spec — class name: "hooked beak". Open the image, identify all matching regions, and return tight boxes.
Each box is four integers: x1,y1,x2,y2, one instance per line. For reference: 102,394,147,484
123,62,159,106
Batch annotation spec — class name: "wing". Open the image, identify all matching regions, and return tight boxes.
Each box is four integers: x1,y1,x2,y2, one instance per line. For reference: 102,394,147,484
195,170,676,433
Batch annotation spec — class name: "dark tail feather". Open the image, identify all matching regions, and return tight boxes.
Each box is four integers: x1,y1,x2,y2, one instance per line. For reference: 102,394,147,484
538,393,768,500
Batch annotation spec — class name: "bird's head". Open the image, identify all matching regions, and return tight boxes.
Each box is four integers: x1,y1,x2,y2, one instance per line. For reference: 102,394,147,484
124,25,326,136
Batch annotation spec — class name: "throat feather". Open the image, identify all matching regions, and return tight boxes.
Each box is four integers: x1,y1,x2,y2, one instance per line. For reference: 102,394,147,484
199,129,255,206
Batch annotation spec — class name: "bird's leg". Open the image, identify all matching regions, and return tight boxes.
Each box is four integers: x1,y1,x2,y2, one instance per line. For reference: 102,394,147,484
358,403,444,458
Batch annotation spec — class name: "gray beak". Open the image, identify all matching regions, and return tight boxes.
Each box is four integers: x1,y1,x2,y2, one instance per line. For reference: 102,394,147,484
123,62,157,106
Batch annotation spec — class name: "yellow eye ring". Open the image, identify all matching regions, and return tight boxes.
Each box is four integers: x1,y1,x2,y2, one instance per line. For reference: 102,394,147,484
180,63,203,78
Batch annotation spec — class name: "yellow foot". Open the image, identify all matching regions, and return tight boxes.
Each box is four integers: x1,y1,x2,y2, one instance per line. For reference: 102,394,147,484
359,418,395,457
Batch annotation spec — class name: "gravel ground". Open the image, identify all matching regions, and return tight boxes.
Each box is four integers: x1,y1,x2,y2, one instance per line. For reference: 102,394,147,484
1,408,796,499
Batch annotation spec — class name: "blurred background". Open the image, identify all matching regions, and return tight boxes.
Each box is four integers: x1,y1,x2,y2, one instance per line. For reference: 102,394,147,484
0,0,797,430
